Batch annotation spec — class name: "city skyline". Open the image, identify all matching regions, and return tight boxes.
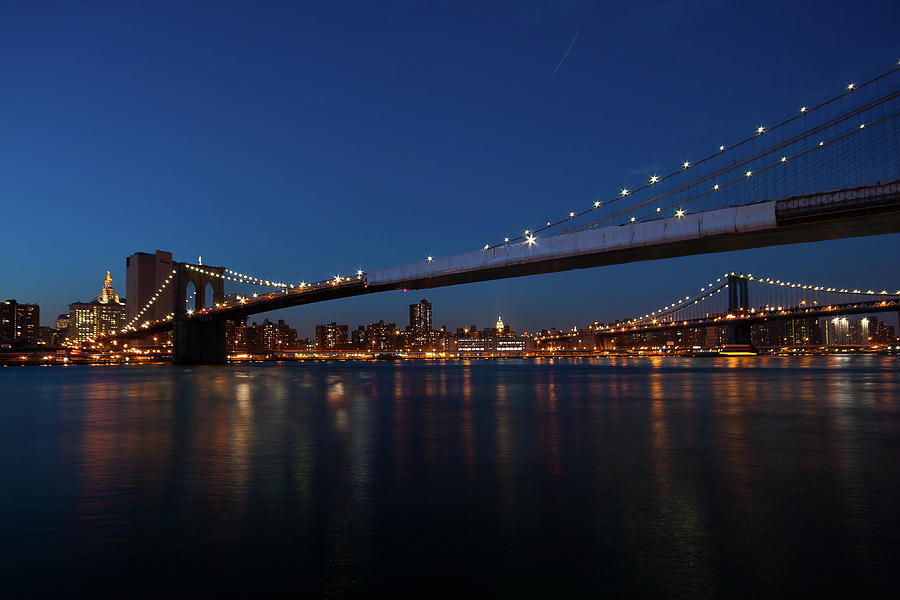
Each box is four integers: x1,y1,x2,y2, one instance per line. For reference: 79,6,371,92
2,2,899,333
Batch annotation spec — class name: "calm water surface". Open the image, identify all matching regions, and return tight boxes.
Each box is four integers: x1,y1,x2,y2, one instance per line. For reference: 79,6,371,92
1,357,899,597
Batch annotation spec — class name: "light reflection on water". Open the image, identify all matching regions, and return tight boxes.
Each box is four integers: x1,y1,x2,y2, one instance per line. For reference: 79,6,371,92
1,356,899,596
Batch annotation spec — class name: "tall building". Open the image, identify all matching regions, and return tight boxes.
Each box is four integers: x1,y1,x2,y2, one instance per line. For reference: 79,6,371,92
409,299,432,332
0,299,40,343
408,299,434,349
126,250,174,323
315,322,348,350
67,272,127,343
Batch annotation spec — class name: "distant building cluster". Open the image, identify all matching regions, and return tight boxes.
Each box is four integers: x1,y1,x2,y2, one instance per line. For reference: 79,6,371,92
2,259,898,357
220,299,531,355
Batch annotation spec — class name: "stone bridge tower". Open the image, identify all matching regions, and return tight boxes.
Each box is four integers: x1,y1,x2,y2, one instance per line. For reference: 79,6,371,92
173,261,227,364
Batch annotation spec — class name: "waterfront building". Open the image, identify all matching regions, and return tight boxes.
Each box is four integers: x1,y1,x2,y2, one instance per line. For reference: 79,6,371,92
366,320,397,351
249,319,297,352
351,325,367,349
821,315,895,345
226,318,249,351
315,322,348,350
0,299,40,343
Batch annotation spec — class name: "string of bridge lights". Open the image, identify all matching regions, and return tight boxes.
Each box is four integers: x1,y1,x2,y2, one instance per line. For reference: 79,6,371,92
584,99,900,231
482,61,900,251
189,264,367,293
183,265,290,288
123,269,177,331
629,277,728,324
739,273,900,296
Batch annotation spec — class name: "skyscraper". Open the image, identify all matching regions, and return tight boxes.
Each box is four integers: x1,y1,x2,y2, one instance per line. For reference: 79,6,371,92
126,250,174,324
409,299,432,332
408,299,434,349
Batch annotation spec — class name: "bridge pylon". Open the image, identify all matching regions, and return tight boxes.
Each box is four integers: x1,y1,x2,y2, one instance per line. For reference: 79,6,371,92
172,261,228,364
726,273,752,347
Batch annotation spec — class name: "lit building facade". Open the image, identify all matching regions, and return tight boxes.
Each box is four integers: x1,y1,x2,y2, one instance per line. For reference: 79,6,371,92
315,322,348,350
67,272,127,342
0,299,40,343
248,319,297,352
408,299,434,349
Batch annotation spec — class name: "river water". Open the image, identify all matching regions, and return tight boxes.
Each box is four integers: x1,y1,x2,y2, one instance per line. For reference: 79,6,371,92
1,357,898,597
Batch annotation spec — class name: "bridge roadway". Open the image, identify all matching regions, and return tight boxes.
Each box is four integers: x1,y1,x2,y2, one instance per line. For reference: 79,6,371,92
120,179,900,339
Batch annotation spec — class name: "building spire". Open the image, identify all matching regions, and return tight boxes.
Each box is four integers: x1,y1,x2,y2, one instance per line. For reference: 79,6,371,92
98,270,120,304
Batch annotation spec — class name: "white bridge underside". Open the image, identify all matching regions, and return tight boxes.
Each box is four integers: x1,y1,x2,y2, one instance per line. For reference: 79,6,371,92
370,181,900,290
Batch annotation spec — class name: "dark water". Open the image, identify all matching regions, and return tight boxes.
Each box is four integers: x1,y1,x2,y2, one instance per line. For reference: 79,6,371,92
1,357,899,597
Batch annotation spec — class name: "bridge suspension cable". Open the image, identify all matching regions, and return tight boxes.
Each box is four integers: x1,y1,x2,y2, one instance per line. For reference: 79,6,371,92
575,99,900,231
627,277,728,325
183,264,290,288
744,273,900,296
122,269,176,332
484,60,900,250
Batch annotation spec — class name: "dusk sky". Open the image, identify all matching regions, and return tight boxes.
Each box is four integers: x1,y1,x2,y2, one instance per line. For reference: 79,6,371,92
2,0,899,335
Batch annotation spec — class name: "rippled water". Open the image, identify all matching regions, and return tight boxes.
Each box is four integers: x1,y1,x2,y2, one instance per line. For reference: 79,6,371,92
1,357,899,597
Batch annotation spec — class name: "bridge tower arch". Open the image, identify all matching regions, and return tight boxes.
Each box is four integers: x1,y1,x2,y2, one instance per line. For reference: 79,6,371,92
172,261,227,364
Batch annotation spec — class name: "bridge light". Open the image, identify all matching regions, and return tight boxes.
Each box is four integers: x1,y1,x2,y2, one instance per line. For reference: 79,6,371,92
675,209,685,218
524,229,530,235
594,201,601,207
630,217,636,222
682,161,690,169
847,82,855,90
569,212,575,218
745,170,752,177
819,141,824,146
649,175,659,184
526,235,536,246
427,256,433,262
781,156,787,162
484,244,490,250
859,123,865,129
756,126,765,134
719,145,725,151
546,221,551,226
656,207,661,212
800,106,807,113
713,184,719,190
504,237,509,243
620,188,629,196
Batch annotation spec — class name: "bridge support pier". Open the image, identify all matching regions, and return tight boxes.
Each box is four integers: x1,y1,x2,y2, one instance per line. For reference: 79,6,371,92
173,317,227,364
726,274,753,348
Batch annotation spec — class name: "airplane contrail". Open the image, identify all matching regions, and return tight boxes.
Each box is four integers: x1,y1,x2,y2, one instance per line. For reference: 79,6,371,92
552,30,580,75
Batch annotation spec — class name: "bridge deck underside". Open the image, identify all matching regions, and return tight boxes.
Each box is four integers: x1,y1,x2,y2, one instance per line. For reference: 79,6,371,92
386,210,900,292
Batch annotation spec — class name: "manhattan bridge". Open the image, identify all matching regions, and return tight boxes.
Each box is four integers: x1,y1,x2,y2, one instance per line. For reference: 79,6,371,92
107,62,900,363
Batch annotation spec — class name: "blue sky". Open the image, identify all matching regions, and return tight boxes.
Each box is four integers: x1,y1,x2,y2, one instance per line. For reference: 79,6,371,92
2,0,898,334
